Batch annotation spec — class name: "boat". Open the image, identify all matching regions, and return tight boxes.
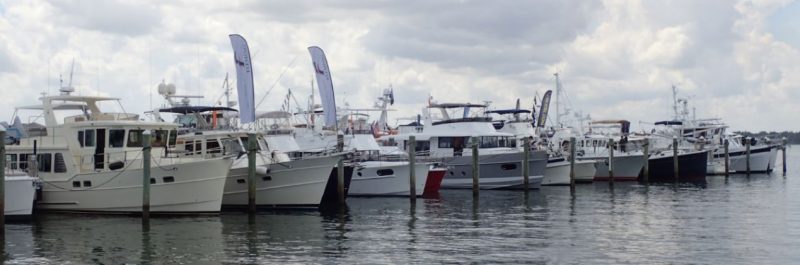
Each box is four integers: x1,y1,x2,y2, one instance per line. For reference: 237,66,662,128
641,148,709,183
151,86,340,209
4,170,38,220
292,114,432,197
7,91,231,213
570,120,646,181
378,102,547,190
486,107,596,185
663,86,779,174
541,157,597,185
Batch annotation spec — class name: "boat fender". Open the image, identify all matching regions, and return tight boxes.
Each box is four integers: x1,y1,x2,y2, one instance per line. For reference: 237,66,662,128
108,161,125,170
255,166,269,176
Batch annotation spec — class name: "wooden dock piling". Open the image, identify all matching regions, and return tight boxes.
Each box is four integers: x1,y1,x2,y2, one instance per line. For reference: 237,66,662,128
337,134,345,205
608,138,615,184
472,136,479,197
247,133,257,214
142,131,151,220
523,138,530,192
408,136,417,201
569,137,576,188
0,130,5,236
782,138,787,176
724,140,730,177
745,137,751,174
642,140,649,183
673,137,679,182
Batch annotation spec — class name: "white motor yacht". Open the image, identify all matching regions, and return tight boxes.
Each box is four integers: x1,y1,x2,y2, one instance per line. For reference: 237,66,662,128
7,93,231,213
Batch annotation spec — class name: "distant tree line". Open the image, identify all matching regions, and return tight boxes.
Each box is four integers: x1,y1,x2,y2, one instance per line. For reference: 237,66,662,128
736,131,800,144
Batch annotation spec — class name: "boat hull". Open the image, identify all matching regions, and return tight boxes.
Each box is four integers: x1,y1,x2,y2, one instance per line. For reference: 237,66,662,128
440,150,547,190
543,159,597,186
582,153,646,181
641,150,708,183
222,155,338,209
5,175,37,219
37,158,232,213
349,161,430,196
423,167,446,196
712,145,778,173
320,164,354,206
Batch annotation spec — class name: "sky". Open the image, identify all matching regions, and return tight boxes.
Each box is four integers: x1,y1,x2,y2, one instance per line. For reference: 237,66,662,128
0,0,798,132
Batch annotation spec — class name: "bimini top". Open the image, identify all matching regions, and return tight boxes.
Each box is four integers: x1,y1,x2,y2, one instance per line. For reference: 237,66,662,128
485,109,532,115
428,103,487,109
655,120,683,125
256,110,292,119
159,106,238,114
591,119,630,125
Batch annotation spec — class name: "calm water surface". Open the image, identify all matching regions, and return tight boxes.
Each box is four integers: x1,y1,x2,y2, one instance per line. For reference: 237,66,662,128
5,146,800,264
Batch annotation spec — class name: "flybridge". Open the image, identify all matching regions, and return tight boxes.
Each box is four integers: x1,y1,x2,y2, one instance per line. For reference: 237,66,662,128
15,95,138,127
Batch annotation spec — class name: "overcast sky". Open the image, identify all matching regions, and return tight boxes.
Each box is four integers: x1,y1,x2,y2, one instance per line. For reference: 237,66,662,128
0,0,798,132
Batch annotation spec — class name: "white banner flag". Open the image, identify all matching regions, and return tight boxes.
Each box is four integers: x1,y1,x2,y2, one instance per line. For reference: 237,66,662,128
308,46,337,128
229,34,256,124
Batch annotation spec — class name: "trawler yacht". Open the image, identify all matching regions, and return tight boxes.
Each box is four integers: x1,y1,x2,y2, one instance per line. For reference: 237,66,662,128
378,102,547,189
152,101,339,209
7,93,231,213
487,108,596,185
569,120,647,181
291,111,432,197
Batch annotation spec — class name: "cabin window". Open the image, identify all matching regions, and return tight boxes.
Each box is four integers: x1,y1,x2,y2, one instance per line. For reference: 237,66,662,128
376,169,394,176
207,140,221,154
438,137,453,148
18,154,29,170
409,140,430,153
509,138,517,147
222,138,243,155
168,130,178,146
37,153,52,172
109,129,125,148
381,138,397,147
185,141,201,155
84,130,95,147
54,153,67,173
479,136,501,148
78,131,85,147
152,130,168,147
6,154,17,170
127,130,144,148
240,137,261,151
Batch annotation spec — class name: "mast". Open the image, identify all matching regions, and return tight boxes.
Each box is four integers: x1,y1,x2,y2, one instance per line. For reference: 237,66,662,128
554,72,560,127
672,85,678,120
224,73,230,107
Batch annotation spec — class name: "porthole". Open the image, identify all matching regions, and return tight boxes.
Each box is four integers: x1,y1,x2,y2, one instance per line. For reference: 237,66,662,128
236,179,246,184
73,181,80,188
500,163,518,170
163,176,175,183
83,181,92,187
376,169,394,176
262,176,272,181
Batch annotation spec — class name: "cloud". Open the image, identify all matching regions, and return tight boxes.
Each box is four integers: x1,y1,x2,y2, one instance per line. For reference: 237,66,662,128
48,0,163,36
0,0,798,132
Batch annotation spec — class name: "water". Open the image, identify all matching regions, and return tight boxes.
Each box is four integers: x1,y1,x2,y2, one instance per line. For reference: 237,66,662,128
5,147,800,264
